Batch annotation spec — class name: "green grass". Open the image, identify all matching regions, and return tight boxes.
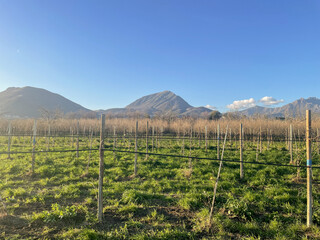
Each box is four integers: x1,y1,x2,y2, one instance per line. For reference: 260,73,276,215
0,135,320,239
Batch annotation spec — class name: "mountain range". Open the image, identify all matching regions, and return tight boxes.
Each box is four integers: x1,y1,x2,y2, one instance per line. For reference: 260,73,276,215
0,86,319,119
99,90,212,117
0,87,92,118
0,87,212,118
239,97,320,118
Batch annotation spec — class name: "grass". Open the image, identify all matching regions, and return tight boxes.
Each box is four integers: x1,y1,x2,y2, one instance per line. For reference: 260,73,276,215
0,132,320,239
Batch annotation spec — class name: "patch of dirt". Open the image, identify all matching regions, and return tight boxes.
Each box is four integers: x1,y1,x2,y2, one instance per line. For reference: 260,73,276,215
0,214,32,238
157,206,194,227
0,214,28,227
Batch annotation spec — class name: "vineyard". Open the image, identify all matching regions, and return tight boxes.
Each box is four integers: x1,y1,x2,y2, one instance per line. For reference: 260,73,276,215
1,116,320,239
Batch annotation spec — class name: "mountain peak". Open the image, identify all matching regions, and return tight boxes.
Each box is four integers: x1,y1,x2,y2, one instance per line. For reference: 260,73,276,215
160,90,173,94
102,90,212,117
0,86,91,118
125,90,192,115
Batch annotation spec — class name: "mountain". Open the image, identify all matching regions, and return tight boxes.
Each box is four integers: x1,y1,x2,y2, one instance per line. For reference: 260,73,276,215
240,97,320,117
101,90,212,117
0,86,93,118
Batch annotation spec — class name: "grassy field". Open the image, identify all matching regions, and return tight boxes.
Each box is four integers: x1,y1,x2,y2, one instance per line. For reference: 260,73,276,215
1,132,320,239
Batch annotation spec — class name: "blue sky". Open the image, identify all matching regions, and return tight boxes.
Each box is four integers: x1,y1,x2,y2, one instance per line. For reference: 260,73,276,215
0,0,319,112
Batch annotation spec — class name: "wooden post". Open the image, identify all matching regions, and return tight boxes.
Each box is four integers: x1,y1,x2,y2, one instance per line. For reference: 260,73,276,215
290,124,293,164
121,128,124,148
7,122,12,159
317,128,319,155
205,126,208,152
198,127,201,149
146,121,149,159
32,120,37,173
286,127,289,149
113,126,116,161
46,124,51,159
189,127,192,152
294,132,301,178
156,127,159,151
134,121,138,176
240,123,244,179
189,129,192,169
217,124,220,159
306,110,312,227
214,128,216,148
182,131,185,155
98,114,105,222
259,126,262,153
267,128,270,150
256,130,259,161
234,128,237,149
127,128,131,150
152,126,155,152
76,121,79,158
47,124,51,151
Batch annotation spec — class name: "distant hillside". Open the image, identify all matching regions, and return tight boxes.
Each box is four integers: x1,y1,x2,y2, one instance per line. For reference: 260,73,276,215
101,90,212,117
240,97,320,117
0,86,93,118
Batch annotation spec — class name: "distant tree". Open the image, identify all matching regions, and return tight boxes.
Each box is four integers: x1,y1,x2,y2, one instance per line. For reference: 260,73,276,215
40,107,64,121
144,113,151,119
208,111,222,120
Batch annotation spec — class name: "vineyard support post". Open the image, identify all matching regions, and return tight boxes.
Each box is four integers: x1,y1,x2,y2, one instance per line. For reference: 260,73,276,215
198,127,201,148
7,122,12,159
182,131,185,155
306,110,312,227
134,121,138,176
113,127,116,161
98,114,105,222
205,126,208,152
290,124,293,164
259,126,262,153
317,128,319,155
146,121,149,159
217,124,220,159
152,126,154,152
76,121,79,158
240,123,244,179
46,124,51,159
267,128,270,150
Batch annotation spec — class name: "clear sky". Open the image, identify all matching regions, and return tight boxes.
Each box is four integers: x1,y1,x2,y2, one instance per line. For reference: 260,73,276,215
0,0,319,112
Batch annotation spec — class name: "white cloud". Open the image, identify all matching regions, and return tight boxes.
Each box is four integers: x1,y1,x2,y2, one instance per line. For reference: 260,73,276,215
227,98,256,110
259,96,284,106
204,104,216,110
